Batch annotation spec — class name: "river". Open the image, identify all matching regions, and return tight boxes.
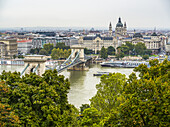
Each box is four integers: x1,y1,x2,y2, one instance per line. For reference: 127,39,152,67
0,64,134,108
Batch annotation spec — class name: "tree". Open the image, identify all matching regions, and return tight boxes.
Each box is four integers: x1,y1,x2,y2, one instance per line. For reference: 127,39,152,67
90,73,126,115
144,49,152,55
100,46,108,59
81,107,100,126
39,48,48,56
55,42,70,50
107,46,115,55
0,81,20,126
43,43,54,54
118,59,170,126
0,70,78,126
13,55,16,59
142,55,149,60
135,42,146,55
88,59,169,126
120,44,129,55
115,48,124,60
80,104,90,114
125,42,134,51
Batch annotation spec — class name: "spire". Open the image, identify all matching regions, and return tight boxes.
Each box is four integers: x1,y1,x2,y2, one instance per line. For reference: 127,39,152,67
134,29,136,34
118,17,122,23
109,22,112,36
124,22,127,28
109,22,112,31
109,22,112,27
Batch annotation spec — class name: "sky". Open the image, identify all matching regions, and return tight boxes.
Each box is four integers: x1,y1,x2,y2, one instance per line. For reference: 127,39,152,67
0,0,170,29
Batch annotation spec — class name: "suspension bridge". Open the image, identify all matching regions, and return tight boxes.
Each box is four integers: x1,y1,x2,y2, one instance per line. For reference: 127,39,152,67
20,45,92,76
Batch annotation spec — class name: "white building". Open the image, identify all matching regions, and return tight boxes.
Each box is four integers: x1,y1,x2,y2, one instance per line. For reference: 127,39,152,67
17,40,32,55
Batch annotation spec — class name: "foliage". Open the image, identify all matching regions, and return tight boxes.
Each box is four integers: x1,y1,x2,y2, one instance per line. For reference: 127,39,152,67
90,73,126,115
43,43,54,54
89,59,170,126
39,48,48,56
13,55,16,59
100,46,108,59
84,48,94,55
51,48,71,60
80,104,90,114
18,55,24,59
142,55,149,60
135,42,147,55
125,41,134,51
30,48,42,54
107,46,115,55
0,81,20,126
81,107,101,126
0,70,78,126
144,49,152,55
115,48,124,60
55,42,70,50
119,44,129,55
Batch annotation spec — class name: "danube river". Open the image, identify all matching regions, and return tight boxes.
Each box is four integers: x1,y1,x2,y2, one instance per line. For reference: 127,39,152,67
0,64,134,108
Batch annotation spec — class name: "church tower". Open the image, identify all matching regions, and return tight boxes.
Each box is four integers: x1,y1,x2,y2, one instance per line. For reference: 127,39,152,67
109,22,112,37
115,17,123,36
123,22,127,35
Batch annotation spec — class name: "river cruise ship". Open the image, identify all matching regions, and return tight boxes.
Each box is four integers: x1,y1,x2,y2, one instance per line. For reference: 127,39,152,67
100,61,150,68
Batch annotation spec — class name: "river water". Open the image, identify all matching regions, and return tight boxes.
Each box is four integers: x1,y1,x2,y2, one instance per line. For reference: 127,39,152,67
0,64,134,108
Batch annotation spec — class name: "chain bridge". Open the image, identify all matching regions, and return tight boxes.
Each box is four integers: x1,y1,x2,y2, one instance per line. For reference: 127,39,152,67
21,45,92,76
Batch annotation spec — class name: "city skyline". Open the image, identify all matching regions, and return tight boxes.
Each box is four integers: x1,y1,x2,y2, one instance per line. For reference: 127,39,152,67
0,0,170,29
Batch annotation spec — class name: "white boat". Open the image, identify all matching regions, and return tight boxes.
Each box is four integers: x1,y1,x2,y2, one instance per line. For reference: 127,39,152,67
100,61,150,68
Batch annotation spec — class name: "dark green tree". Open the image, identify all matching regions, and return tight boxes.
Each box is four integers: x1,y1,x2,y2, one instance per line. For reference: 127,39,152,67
100,46,108,59
39,48,48,56
107,46,115,55
80,104,90,114
43,43,54,54
115,48,124,60
0,70,78,126
142,55,149,60
135,42,146,55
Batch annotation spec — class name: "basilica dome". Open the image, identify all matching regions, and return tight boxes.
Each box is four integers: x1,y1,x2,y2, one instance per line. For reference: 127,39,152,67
116,17,123,27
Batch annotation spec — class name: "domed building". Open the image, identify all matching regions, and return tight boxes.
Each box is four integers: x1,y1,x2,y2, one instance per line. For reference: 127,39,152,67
115,17,127,36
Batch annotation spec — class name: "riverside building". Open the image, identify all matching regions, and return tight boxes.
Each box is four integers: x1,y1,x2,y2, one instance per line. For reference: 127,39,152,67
0,39,17,59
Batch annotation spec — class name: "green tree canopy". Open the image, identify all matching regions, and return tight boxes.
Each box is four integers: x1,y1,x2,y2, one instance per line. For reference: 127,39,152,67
135,42,147,55
100,46,108,59
142,54,149,60
89,59,169,126
0,70,78,126
43,43,54,54
39,48,48,56
115,48,124,60
107,46,115,55
125,42,134,51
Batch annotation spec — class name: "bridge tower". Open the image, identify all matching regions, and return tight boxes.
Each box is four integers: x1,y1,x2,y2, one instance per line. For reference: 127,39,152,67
21,55,47,76
68,45,89,71
71,44,85,61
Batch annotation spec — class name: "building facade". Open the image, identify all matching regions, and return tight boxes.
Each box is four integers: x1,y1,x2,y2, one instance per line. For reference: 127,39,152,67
0,39,17,59
78,34,118,53
32,37,77,49
121,32,164,53
17,40,32,55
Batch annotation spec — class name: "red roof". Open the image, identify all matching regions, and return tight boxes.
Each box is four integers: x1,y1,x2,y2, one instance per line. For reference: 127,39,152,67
17,40,32,43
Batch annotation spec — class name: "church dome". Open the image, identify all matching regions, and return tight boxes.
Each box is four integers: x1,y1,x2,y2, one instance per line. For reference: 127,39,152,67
151,32,157,36
133,33,143,38
116,17,123,27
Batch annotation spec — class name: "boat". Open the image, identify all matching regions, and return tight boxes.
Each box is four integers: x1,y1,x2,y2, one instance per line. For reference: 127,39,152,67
93,72,110,76
100,61,150,68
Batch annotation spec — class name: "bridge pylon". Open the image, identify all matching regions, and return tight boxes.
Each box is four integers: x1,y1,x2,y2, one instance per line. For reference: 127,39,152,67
68,44,89,71
21,55,47,76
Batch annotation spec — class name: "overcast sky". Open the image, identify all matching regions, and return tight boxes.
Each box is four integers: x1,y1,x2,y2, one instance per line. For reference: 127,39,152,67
0,0,170,29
